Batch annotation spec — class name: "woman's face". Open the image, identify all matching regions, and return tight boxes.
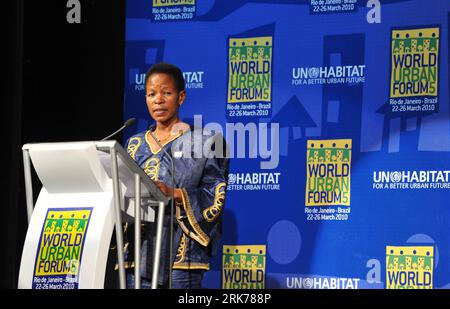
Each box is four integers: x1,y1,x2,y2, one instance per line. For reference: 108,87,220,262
145,73,185,125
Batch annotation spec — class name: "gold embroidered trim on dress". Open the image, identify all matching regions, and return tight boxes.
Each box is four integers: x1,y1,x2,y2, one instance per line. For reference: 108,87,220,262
127,137,142,159
145,130,184,155
174,233,187,265
175,201,207,247
202,182,226,222
172,262,210,271
179,188,210,247
143,157,160,181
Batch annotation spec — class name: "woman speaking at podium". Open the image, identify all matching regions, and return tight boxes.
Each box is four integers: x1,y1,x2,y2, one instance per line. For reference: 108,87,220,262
122,62,229,289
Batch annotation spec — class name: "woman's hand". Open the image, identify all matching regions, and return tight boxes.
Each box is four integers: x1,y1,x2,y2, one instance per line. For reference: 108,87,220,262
154,181,182,203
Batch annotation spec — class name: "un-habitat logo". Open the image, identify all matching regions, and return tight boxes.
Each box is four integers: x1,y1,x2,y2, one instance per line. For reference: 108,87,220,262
389,26,440,114
227,36,273,119
386,246,434,289
151,0,196,22
32,208,92,289
130,69,146,92
222,245,266,289
305,140,351,221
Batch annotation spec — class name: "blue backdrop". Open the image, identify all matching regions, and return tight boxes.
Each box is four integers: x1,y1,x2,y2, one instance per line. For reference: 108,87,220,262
123,0,450,289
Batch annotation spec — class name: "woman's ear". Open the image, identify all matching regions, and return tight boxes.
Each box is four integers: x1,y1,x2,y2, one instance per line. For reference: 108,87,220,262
179,90,186,105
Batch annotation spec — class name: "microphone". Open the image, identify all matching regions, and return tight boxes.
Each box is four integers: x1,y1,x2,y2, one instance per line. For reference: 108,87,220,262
148,124,175,289
101,118,136,141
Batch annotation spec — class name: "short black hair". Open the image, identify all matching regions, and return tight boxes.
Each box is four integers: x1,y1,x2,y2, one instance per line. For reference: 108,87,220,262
144,62,185,92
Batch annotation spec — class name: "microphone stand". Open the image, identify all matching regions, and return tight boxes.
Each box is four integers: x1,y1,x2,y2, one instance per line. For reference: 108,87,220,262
101,118,136,141
148,127,175,289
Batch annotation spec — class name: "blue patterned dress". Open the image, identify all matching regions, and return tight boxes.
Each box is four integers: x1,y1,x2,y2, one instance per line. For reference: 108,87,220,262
125,126,229,285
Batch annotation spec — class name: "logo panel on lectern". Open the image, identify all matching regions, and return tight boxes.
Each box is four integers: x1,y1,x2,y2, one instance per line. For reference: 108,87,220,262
32,208,93,289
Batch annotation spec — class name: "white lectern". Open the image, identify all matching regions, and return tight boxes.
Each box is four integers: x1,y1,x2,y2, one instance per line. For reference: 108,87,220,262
18,141,169,289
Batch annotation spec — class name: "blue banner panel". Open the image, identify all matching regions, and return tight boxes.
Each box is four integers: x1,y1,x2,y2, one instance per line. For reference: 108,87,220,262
124,0,450,289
